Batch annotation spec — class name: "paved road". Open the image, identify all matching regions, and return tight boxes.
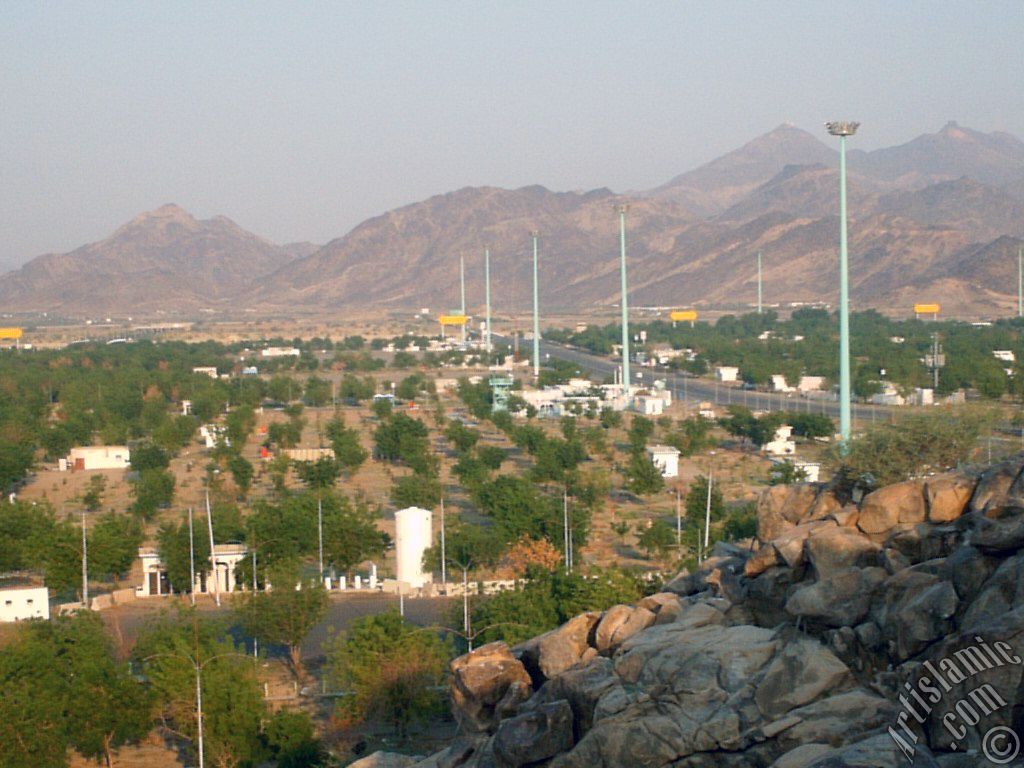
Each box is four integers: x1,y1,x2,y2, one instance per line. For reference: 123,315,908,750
522,336,893,423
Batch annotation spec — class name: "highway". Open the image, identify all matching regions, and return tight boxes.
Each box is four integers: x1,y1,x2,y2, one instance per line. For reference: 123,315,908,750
520,336,893,423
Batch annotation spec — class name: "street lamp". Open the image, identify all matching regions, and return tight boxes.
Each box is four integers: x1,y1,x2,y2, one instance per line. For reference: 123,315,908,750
617,204,631,399
531,231,541,380
825,121,860,446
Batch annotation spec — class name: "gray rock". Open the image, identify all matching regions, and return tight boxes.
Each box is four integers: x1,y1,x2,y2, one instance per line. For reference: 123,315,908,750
806,526,880,578
755,636,853,719
962,551,1024,628
493,700,574,768
970,456,1024,514
786,567,887,628
593,604,656,655
872,570,959,661
350,752,419,768
802,733,940,767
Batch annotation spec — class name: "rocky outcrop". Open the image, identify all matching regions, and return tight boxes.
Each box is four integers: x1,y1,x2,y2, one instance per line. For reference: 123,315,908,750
415,457,1024,768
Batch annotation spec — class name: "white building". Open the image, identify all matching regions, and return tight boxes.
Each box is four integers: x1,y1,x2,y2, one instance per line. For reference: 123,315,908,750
137,543,249,597
0,584,49,622
647,445,681,478
869,382,905,407
261,347,301,358
394,507,432,589
993,350,1016,363
762,425,796,456
769,375,795,393
284,447,335,462
797,376,825,393
63,446,130,471
716,366,739,383
635,394,665,416
192,366,218,378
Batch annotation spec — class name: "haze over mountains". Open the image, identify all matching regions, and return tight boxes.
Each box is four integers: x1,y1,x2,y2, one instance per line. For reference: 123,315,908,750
3,122,1024,318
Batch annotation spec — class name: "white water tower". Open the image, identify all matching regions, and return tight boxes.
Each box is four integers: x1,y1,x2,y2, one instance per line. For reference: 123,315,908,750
395,507,433,588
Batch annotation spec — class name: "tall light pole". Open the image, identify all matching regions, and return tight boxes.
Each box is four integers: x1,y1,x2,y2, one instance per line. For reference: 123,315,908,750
826,121,859,446
757,251,763,314
81,511,89,608
205,490,220,607
439,497,447,592
317,493,324,584
188,507,196,606
617,205,631,398
1017,246,1022,319
484,247,492,354
531,231,541,379
460,254,467,344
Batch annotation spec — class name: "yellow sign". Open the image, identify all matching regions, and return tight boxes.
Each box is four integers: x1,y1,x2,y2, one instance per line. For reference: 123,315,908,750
670,310,698,322
0,327,23,340
438,314,468,326
914,303,941,315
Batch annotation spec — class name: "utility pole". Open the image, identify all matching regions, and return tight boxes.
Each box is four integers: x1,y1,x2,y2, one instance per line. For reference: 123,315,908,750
460,254,467,344
188,508,196,606
704,469,714,551
205,490,220,607
563,488,570,574
1018,246,1022,319
81,511,89,608
675,487,681,548
485,247,492,354
531,231,541,380
317,493,324,584
826,121,860,447
440,497,447,591
617,205,631,399
757,251,763,314
251,549,258,659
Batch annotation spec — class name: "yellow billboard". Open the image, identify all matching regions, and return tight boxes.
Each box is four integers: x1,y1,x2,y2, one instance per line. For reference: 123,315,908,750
913,303,940,315
670,310,698,322
0,327,23,340
438,314,468,326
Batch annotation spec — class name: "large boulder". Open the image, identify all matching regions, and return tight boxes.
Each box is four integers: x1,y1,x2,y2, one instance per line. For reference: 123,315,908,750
524,657,622,739
493,699,574,768
515,612,600,683
350,752,419,768
801,733,940,767
971,498,1024,554
786,567,887,628
754,636,853,719
961,551,1024,628
593,605,656,655
969,456,1024,514
772,521,836,569
757,484,822,541
871,570,959,661
451,642,534,733
924,474,974,523
806,526,881,579
858,481,926,538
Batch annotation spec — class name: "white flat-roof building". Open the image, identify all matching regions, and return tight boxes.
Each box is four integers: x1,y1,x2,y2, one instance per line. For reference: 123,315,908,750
192,366,218,378
261,347,301,358
770,375,795,393
63,446,130,471
716,366,739,383
634,394,664,416
0,584,49,622
762,425,796,456
647,445,681,478
797,376,825,393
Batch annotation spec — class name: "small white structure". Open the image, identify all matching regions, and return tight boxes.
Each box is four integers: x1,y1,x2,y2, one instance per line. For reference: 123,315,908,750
911,387,934,406
192,366,218,378
241,366,259,376
261,347,301,358
770,375,795,393
283,447,335,462
137,543,249,597
869,382,905,407
993,350,1016,363
716,366,739,383
647,445,681,478
797,376,825,394
635,394,664,416
762,425,796,456
199,424,228,449
0,584,49,622
394,506,432,589
64,446,130,471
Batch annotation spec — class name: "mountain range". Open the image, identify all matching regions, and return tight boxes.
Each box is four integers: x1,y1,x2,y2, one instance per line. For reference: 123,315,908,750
3,121,1024,318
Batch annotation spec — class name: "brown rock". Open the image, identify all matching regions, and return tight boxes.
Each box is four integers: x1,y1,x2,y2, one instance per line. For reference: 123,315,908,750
803,490,841,524
594,605,656,655
757,484,821,541
831,504,860,528
516,613,600,682
745,544,782,577
772,521,836,568
806,526,880,578
493,700,574,768
451,642,533,733
924,474,974,523
858,480,926,537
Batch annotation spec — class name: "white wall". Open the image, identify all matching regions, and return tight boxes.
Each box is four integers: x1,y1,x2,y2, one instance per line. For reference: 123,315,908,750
0,586,49,622
69,446,130,470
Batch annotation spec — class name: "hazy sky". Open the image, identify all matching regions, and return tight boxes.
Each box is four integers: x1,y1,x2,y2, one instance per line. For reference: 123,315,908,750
2,1,1022,270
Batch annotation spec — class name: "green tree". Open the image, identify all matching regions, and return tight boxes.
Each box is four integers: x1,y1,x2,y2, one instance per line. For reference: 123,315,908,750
157,512,211,594
129,442,170,472
685,475,725,523
227,453,254,497
303,376,331,407
636,520,676,559
770,460,808,485
624,450,665,496
325,417,368,473
88,512,143,580
130,468,175,519
235,565,328,678
295,456,341,489
327,611,451,738
82,474,107,511
391,472,442,509
263,710,325,768
445,419,479,453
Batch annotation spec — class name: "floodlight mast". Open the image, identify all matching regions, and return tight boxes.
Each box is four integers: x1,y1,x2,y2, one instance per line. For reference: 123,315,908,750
825,121,859,448
617,205,631,398
531,231,541,380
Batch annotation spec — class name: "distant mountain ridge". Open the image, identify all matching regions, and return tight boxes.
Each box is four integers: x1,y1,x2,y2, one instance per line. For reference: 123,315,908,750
3,122,1024,318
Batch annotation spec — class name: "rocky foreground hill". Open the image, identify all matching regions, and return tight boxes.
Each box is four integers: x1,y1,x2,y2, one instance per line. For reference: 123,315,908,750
359,457,1024,767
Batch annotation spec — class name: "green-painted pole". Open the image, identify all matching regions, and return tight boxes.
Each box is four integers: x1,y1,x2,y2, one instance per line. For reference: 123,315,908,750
485,247,491,354
1018,247,1022,319
838,134,852,445
460,255,466,344
531,231,540,379
757,251,763,314
618,205,631,398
